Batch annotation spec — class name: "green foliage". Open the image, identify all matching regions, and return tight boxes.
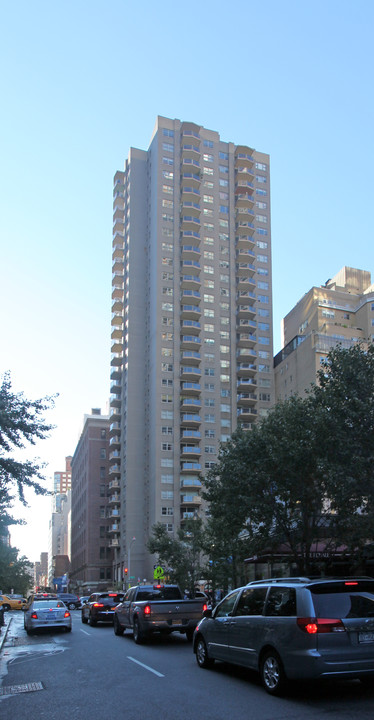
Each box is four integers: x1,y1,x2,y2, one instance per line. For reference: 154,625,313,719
203,343,374,575
0,372,55,534
147,518,208,595
0,543,33,596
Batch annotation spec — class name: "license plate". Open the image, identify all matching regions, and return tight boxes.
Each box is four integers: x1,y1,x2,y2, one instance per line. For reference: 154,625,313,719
171,620,181,626
359,631,374,643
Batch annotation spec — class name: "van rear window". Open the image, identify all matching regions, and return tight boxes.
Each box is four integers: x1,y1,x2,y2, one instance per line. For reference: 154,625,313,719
311,587,374,619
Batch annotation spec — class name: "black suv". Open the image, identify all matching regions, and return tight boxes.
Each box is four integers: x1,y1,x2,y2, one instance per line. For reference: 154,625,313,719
56,593,81,610
81,592,125,626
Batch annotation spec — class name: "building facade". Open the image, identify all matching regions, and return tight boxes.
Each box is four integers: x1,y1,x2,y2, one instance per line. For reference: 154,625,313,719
48,455,72,585
70,409,113,592
274,266,374,400
111,116,274,583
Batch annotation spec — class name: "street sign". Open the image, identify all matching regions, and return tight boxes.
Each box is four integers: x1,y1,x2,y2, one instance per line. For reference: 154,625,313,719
130,576,135,580
153,565,164,580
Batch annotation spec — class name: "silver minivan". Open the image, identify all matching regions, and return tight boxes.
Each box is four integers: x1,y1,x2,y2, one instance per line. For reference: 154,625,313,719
193,577,374,694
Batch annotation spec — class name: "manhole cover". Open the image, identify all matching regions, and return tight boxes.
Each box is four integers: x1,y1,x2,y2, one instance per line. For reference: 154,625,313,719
0,681,43,696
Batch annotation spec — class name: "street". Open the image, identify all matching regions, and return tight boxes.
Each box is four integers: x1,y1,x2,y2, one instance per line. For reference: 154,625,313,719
1,610,374,719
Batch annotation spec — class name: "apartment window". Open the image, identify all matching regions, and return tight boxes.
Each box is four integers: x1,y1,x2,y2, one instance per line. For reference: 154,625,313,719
221,404,230,413
219,179,228,187
161,332,173,341
221,389,230,397
220,345,229,354
99,547,106,559
163,142,174,152
163,170,174,179
162,426,173,435
203,167,214,175
100,467,106,479
258,322,270,331
259,378,271,387
203,208,213,217
255,162,267,170
161,459,173,467
204,251,214,260
100,484,105,497
162,229,173,238
259,364,270,372
204,279,214,288
205,429,215,438
204,338,215,345
204,236,214,245
256,201,267,209
256,175,266,183
219,165,229,174
258,308,270,317
162,394,173,403
204,222,214,230
162,378,173,387
259,336,270,345
204,324,214,332
161,491,174,499
165,523,173,532
220,288,229,296
161,474,173,483
257,240,268,249
203,153,214,163
161,410,173,419
161,507,174,516
259,393,271,402
203,194,214,204
205,414,215,422
220,191,229,200
162,242,173,252
162,213,173,223
100,506,105,518
100,526,106,538
258,281,269,290
205,461,216,469
162,199,173,208
162,272,174,281
220,360,230,368
162,316,173,326
220,331,229,340
220,302,229,310
205,398,215,407
220,274,229,283
203,139,213,147
161,363,173,372
161,303,173,312
204,308,214,317
259,350,270,358
221,434,230,442
205,352,215,360
220,374,230,382
219,260,229,268
256,188,267,196
100,429,106,439
162,442,173,451
163,184,173,194
163,128,174,137
163,157,174,166
221,419,230,428
219,151,228,160
220,205,229,214
219,219,228,228
257,295,269,303
221,317,229,325
205,368,215,376
257,254,268,263
205,383,215,391
204,181,214,189
100,448,106,459
204,294,214,303
322,309,335,318
161,348,173,357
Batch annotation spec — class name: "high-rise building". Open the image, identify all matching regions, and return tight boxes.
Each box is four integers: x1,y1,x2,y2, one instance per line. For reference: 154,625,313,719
110,116,274,583
70,409,113,592
274,266,374,400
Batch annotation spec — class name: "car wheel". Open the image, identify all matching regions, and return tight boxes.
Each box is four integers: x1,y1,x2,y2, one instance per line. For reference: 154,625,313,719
68,603,76,610
81,613,88,624
88,614,97,627
260,650,287,695
133,617,146,644
196,637,214,668
3,604,10,612
114,615,124,636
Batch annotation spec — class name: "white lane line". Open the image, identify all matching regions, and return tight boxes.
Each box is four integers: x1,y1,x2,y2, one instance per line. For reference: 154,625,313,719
80,629,91,636
127,656,164,677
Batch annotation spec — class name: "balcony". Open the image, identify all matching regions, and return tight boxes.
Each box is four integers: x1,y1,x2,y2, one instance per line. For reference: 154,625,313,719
111,338,123,355
181,335,202,350
180,494,202,505
180,275,201,291
235,166,255,183
235,234,255,249
180,413,201,426
237,377,257,391
237,319,257,330
109,464,121,476
181,172,201,189
181,186,200,200
109,408,121,424
237,332,257,347
108,523,120,534
181,319,201,335
108,493,121,505
236,290,256,302
235,220,255,236
181,382,201,396
237,347,257,361
237,362,257,376
236,262,256,277
181,462,202,472
107,508,120,520
181,143,200,159
109,450,121,462
237,392,257,405
181,201,200,216
181,350,201,364
235,192,255,208
109,434,121,448
181,289,201,305
109,421,121,434
180,475,202,488
180,366,201,381
110,365,122,382
181,245,201,260
180,397,201,410
113,216,125,234
180,446,201,458
110,381,122,395
181,304,201,321
108,537,120,548
237,304,256,319
181,429,201,440
109,478,120,490
237,408,258,422
235,147,255,166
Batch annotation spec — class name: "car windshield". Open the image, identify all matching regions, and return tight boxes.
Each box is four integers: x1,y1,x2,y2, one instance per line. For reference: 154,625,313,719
33,601,66,609
136,587,182,601
99,594,124,604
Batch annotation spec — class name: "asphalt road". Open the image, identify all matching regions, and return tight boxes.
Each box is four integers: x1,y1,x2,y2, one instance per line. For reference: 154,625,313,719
1,610,374,719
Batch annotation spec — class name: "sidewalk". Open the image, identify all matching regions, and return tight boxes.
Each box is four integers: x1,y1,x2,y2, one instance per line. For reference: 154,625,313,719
0,616,12,653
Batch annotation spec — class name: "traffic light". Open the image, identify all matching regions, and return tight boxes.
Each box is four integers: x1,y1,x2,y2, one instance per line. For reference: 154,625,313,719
124,567,128,576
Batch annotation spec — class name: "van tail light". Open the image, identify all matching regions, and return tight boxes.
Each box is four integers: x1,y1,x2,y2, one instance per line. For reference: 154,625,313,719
144,605,151,616
297,617,345,634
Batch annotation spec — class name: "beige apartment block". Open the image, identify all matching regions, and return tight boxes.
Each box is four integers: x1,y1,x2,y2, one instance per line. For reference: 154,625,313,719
274,266,374,400
110,116,275,584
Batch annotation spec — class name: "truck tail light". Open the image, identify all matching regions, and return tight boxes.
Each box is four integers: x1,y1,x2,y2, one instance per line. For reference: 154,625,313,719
144,605,151,616
297,617,345,634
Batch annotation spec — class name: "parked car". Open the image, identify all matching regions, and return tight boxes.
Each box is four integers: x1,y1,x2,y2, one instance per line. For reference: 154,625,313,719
24,598,72,634
81,592,125,626
193,576,374,695
79,596,89,605
56,593,81,610
0,594,27,611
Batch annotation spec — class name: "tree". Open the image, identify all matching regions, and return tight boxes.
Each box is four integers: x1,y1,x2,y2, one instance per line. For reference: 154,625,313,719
147,518,207,595
0,373,55,533
203,344,374,575
0,543,33,596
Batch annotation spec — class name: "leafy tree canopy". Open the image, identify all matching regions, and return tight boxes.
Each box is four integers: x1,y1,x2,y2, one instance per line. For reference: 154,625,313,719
0,372,55,534
0,543,33,596
147,518,208,595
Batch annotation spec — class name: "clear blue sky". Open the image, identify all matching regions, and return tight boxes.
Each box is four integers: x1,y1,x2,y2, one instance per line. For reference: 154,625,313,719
1,0,373,562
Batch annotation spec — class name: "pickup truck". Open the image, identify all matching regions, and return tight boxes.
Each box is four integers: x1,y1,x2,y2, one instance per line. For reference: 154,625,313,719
113,584,208,643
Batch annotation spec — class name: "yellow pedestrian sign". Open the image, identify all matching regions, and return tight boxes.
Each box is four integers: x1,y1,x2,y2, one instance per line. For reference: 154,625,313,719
153,565,164,580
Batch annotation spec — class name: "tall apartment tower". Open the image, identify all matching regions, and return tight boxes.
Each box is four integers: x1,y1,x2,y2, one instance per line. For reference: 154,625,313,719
110,116,274,583
274,266,374,400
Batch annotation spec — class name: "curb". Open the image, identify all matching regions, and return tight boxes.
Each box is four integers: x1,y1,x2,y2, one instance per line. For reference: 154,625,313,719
0,617,12,653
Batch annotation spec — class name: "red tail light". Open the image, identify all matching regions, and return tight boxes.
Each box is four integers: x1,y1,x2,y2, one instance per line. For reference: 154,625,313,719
203,603,208,612
93,603,104,608
31,612,38,619
144,605,151,616
297,617,345,634
64,611,70,618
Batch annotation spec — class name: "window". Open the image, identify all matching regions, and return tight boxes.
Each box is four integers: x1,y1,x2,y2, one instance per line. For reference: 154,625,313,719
205,461,215,469
322,309,335,318
163,128,174,137
163,157,174,166
235,587,267,616
161,410,173,419
161,459,173,467
257,240,268,249
205,398,215,407
161,363,173,372
204,323,214,332
203,194,214,204
258,308,270,317
203,207,213,217
162,199,173,208
259,364,270,373
205,368,215,376
219,165,229,174
203,166,214,175
162,213,173,223
203,153,214,163
257,228,268,236
219,179,228,187
256,187,267,196
161,303,173,312
220,345,229,354
163,142,174,152
161,332,173,341
203,139,213,148
162,378,173,386
162,426,173,435
204,308,214,317
265,587,296,617
163,170,174,179
205,279,214,288
161,348,173,357
256,201,267,209
258,281,269,290
161,507,174,516
205,383,215,391
255,162,267,171
100,506,105,518
204,294,214,303
257,255,268,263
100,448,106,459
258,322,270,331
259,350,270,358
205,429,215,438
162,316,173,326
161,490,174,499
100,484,105,497
205,414,215,422
257,295,269,303
220,205,229,214
161,474,173,484
100,429,106,439
221,404,230,412
161,394,173,403
215,591,240,618
256,174,266,183
259,392,271,401
163,184,173,194
100,466,106,479
204,251,214,260
219,151,228,160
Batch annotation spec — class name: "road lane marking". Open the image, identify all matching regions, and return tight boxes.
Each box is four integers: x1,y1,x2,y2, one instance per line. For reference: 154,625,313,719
80,629,90,636
127,656,164,677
